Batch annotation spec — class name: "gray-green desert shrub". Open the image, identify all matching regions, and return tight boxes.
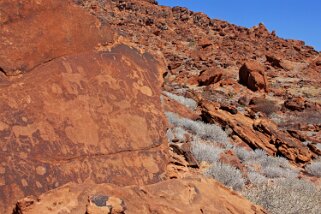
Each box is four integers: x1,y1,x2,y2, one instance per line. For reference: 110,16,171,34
163,91,197,110
247,171,268,185
234,146,253,161
243,178,321,214
306,159,321,177
261,166,297,179
206,163,245,190
191,139,224,164
165,112,228,144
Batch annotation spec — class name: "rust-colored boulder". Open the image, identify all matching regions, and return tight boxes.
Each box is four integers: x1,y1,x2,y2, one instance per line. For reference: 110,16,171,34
198,68,223,86
169,143,199,168
198,38,212,49
284,97,306,111
0,45,168,213
266,55,283,68
0,0,113,75
219,150,245,173
175,68,223,87
239,61,268,92
13,177,266,214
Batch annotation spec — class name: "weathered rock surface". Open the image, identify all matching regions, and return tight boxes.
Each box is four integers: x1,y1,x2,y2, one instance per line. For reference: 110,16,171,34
201,100,314,163
0,0,113,75
13,177,266,214
0,45,168,213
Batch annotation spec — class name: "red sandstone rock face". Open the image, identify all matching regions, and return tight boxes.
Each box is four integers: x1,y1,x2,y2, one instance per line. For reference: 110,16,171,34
13,177,266,214
0,0,113,75
0,45,168,213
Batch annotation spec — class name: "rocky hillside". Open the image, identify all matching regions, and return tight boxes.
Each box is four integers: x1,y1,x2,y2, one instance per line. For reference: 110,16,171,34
0,0,320,213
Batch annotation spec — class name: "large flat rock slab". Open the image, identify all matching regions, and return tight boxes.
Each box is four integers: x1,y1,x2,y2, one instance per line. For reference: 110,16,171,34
14,176,266,214
0,44,168,213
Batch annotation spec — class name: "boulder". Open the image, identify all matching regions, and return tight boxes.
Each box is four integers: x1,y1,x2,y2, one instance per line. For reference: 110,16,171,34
198,38,212,49
284,97,306,111
198,68,223,86
239,61,268,92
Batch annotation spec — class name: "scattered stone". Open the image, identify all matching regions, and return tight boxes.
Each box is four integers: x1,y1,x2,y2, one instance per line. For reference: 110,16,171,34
220,105,238,115
198,38,212,49
238,96,251,106
198,68,223,86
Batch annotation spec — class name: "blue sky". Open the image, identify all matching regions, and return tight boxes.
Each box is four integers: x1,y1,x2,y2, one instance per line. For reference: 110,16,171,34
158,0,321,51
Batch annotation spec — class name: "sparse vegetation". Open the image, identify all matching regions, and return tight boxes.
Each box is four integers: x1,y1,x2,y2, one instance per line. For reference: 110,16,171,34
261,166,297,178
305,159,321,177
166,129,175,142
163,91,198,110
247,171,268,185
165,110,319,214
243,178,321,214
172,127,188,142
234,146,252,161
191,139,224,164
251,98,279,116
165,112,229,144
206,163,245,190
166,127,189,143
242,149,297,179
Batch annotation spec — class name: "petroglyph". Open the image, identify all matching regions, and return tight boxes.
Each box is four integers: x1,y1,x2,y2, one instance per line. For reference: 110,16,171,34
0,45,167,213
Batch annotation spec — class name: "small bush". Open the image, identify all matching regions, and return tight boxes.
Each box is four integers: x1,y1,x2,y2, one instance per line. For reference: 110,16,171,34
252,149,267,159
163,91,197,110
247,171,268,185
259,156,291,169
306,159,321,177
233,146,253,161
206,163,245,190
243,178,321,214
250,98,279,116
261,166,297,179
245,149,290,169
166,128,175,142
191,139,224,164
165,112,229,145
172,127,188,142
